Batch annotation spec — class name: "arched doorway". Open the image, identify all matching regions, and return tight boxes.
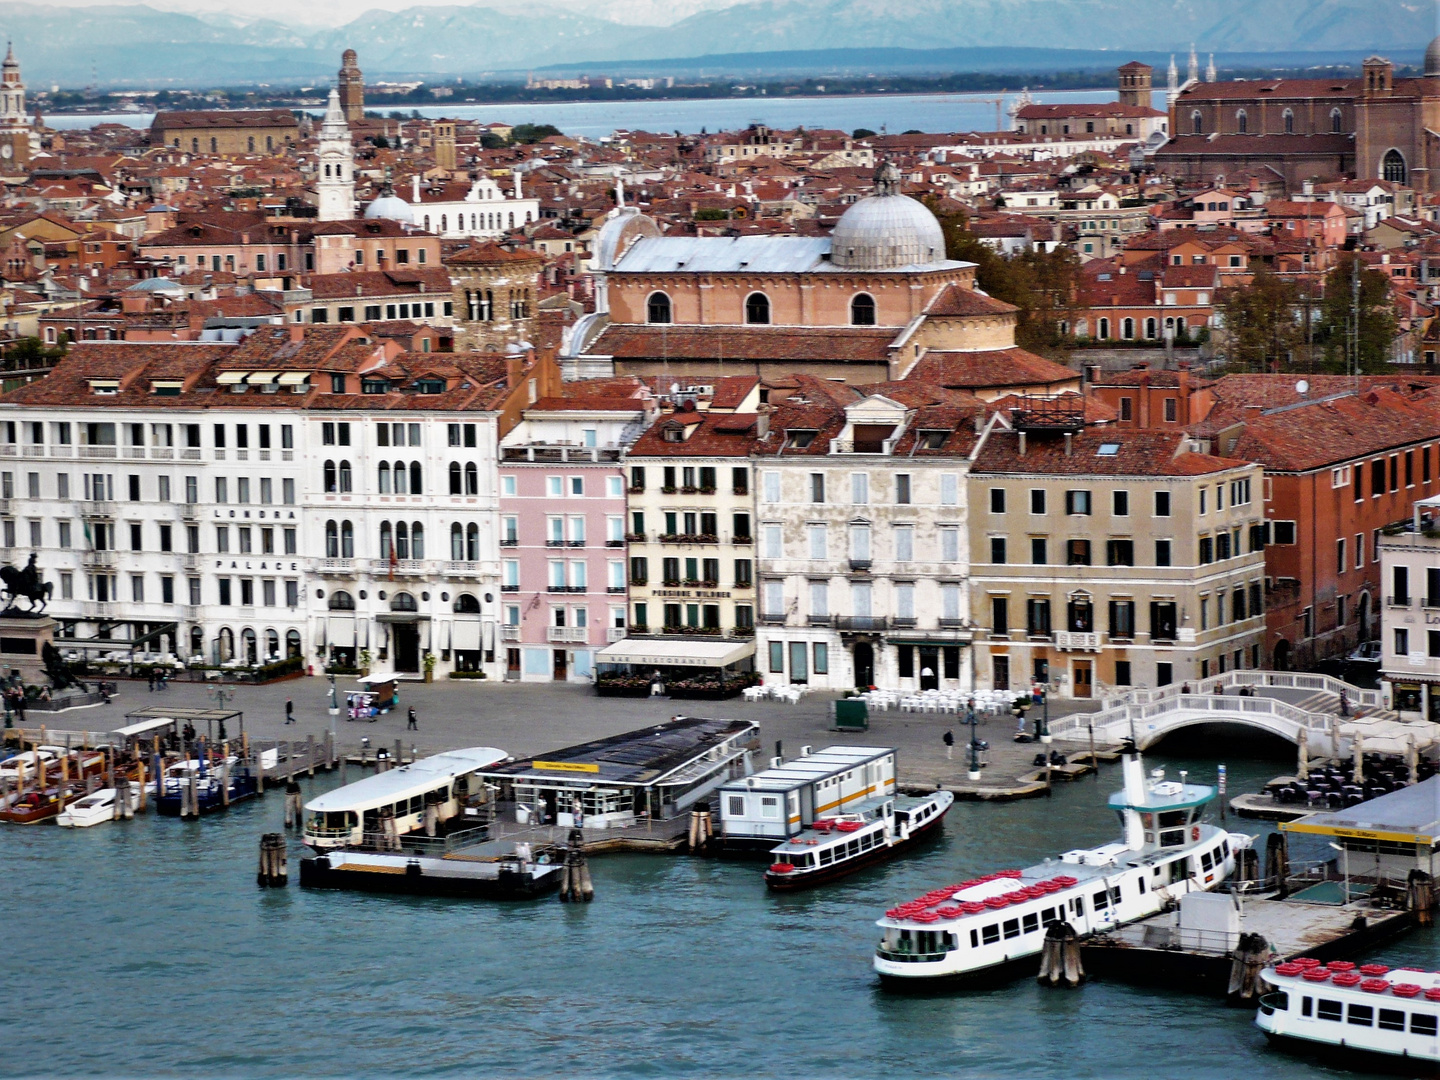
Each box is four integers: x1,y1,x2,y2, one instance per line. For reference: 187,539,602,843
1273,639,1292,671
853,642,874,688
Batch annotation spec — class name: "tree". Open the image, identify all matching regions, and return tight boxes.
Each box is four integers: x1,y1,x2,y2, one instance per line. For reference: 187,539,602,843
1218,270,1303,372
370,135,389,149
1315,253,1398,374
1,336,66,373
510,123,562,145
852,128,876,139
923,197,1080,355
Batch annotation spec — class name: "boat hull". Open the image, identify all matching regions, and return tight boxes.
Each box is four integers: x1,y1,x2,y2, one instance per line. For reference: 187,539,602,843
155,776,259,816
876,949,1042,991
766,806,948,892
299,856,561,900
1261,1031,1439,1073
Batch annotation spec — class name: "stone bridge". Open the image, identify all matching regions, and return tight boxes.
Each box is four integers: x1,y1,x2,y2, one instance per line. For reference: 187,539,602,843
1049,670,1385,755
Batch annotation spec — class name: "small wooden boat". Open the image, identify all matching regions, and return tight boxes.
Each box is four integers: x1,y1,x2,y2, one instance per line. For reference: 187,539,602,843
0,787,82,825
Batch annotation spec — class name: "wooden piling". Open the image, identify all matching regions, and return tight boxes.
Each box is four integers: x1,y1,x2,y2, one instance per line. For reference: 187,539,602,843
559,827,593,902
1226,932,1272,1004
257,833,288,888
307,734,316,778
220,742,231,808
394,739,403,767
1037,921,1083,987
283,781,302,829
1409,869,1435,926
284,741,293,783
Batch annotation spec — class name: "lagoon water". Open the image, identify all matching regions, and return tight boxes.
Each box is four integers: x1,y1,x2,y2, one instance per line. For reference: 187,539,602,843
46,88,1168,139
4,741,1431,1079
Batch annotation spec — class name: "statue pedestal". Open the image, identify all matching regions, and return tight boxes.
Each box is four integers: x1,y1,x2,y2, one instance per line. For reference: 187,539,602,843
0,616,55,685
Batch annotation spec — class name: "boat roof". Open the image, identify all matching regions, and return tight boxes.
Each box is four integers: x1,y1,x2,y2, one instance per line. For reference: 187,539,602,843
1283,775,1440,846
721,745,894,793
1108,779,1214,813
306,747,508,813
480,716,757,788
109,717,177,740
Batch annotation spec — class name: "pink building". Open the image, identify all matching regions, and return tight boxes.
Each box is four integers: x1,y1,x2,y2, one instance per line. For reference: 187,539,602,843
497,386,656,681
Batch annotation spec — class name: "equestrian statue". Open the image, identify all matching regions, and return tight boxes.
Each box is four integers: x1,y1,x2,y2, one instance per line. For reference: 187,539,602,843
0,553,52,615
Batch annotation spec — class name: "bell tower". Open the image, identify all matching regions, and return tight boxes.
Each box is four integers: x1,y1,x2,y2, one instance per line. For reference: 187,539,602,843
316,88,355,222
338,49,364,125
0,43,31,171
1117,61,1153,109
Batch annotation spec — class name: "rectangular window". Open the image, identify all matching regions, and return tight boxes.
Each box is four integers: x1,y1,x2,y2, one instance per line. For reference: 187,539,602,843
939,526,960,563
769,641,784,673
1031,537,1047,565
1112,490,1129,516
990,537,1007,564
1065,490,1091,515
763,471,780,503
1030,489,1046,515
1154,491,1171,517
991,596,1009,634
990,488,1006,514
895,474,911,505
217,578,232,606
1336,538,1346,575
1106,539,1134,566
940,474,958,506
1396,628,1410,656
894,525,914,562
851,472,869,504
763,524,783,560
813,642,828,675
810,473,825,503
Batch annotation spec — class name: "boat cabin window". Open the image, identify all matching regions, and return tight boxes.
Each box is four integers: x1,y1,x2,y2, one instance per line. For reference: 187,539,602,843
1220,838,1229,858
1137,878,1146,894
1413,1014,1439,1036
969,929,979,948
1022,912,1039,934
1316,999,1343,1022
1301,996,1312,1017
1157,810,1188,829
727,794,745,816
1379,1009,1406,1031
1092,890,1110,911
1200,850,1213,871
760,796,781,819
819,848,833,864
1002,918,1021,939
1070,897,1084,918
1041,906,1059,925
1347,1004,1373,1027
981,923,1000,945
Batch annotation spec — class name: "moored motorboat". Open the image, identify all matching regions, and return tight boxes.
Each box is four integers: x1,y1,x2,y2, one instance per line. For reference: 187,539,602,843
0,787,82,824
873,739,1251,986
1256,958,1440,1067
299,844,563,900
155,756,258,816
56,787,135,828
765,790,953,891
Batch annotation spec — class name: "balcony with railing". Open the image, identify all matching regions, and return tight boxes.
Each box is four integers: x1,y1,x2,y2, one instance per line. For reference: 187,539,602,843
501,445,623,463
79,444,118,459
659,533,719,545
82,550,117,568
606,626,629,642
371,559,427,576
837,615,888,632
502,625,521,641
1387,595,1412,608
548,626,589,643
80,500,117,518
444,561,483,577
84,601,117,619
315,558,356,575
1054,630,1102,652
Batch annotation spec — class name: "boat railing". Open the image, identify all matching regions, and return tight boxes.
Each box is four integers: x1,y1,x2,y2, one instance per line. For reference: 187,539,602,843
356,824,491,856
875,945,950,964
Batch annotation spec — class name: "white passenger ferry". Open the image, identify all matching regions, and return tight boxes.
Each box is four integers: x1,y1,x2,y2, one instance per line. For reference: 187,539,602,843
1257,959,1440,1068
874,740,1250,985
765,790,953,891
302,747,508,849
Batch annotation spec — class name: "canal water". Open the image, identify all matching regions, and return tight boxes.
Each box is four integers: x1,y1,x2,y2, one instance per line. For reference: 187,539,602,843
4,738,1432,1079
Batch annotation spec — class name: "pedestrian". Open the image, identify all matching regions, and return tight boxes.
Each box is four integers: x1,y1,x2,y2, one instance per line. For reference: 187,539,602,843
943,729,954,760
407,706,417,730
1181,682,1191,694
285,697,295,725
1339,690,1350,717
13,690,24,724
147,669,155,692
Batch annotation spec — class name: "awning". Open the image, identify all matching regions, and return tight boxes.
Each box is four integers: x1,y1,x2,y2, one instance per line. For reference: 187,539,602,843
277,372,310,385
453,619,480,651
594,637,755,669
215,372,247,384
246,371,279,384
328,616,356,648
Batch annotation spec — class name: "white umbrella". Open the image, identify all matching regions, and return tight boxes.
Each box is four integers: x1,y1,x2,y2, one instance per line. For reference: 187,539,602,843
1407,734,1419,786
1352,732,1364,784
1296,727,1309,782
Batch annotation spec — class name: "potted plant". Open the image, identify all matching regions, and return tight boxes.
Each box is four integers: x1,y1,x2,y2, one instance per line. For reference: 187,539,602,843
422,650,437,683
357,648,372,677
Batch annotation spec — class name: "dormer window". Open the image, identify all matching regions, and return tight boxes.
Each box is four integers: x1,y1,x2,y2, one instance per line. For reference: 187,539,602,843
361,378,390,395
415,378,445,395
151,380,183,396
661,425,684,443
787,430,817,449
89,380,119,395
918,430,948,449
330,374,346,393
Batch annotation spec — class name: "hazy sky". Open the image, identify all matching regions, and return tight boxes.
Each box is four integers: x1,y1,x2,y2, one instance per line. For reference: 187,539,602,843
34,0,734,26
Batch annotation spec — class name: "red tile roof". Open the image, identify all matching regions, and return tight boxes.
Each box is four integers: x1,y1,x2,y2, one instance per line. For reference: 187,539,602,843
586,323,896,364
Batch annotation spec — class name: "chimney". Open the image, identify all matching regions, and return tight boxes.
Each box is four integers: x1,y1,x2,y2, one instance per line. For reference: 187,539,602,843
1064,431,1073,456
1086,363,1101,384
1018,431,1027,457
756,410,770,439
505,349,526,387
412,174,421,202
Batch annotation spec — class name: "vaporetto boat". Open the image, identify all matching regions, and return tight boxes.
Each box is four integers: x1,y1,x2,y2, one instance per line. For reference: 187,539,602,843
1256,958,1440,1067
873,740,1251,985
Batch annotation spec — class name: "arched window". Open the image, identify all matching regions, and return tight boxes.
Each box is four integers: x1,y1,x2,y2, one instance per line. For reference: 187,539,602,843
241,628,257,664
328,590,356,610
1098,317,1110,340
1331,108,1343,133
850,294,876,326
1236,110,1248,134
265,628,280,660
341,520,354,558
647,291,672,324
395,521,410,559
451,522,464,560
411,522,425,559
325,519,339,558
379,521,393,559
391,592,418,612
1383,149,1407,184
454,593,480,613
410,462,422,494
1122,317,1136,340
1191,111,1203,135
464,462,478,495
190,626,204,658
378,462,391,493
466,522,480,562
1144,317,1157,339
744,292,770,325
286,629,302,658
394,461,409,495
449,461,462,495
338,460,352,493
1282,109,1294,134
323,460,337,493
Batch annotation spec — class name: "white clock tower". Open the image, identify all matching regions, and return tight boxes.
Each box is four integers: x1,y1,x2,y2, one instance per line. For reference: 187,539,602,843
316,87,354,222
0,43,31,171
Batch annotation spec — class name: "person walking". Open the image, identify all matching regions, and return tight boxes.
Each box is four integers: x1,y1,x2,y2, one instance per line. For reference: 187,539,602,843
943,729,954,760
285,697,295,725
147,669,155,692
1339,690,1351,717
407,705,418,730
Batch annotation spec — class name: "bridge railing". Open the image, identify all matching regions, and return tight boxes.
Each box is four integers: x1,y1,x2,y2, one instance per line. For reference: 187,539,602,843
1050,692,1336,744
1095,669,1381,713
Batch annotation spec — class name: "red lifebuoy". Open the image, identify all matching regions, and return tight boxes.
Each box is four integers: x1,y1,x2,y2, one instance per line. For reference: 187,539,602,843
1191,826,1200,841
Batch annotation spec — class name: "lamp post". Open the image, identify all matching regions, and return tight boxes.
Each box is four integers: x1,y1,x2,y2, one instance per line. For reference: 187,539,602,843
1037,685,1051,744
328,673,339,717
965,704,982,781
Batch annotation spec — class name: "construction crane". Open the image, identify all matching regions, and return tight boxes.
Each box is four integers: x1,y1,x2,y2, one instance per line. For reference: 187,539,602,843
974,92,1010,133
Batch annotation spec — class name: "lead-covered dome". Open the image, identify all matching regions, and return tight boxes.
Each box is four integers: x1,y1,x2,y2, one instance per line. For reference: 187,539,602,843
829,161,946,270
1427,35,1440,77
364,179,413,225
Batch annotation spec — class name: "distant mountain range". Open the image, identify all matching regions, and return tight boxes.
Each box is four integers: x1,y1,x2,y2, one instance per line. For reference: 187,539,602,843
1,0,1430,88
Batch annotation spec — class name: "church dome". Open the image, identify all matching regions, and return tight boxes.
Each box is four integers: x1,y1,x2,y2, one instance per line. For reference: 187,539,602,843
829,162,946,270
364,182,413,225
1427,35,1440,77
